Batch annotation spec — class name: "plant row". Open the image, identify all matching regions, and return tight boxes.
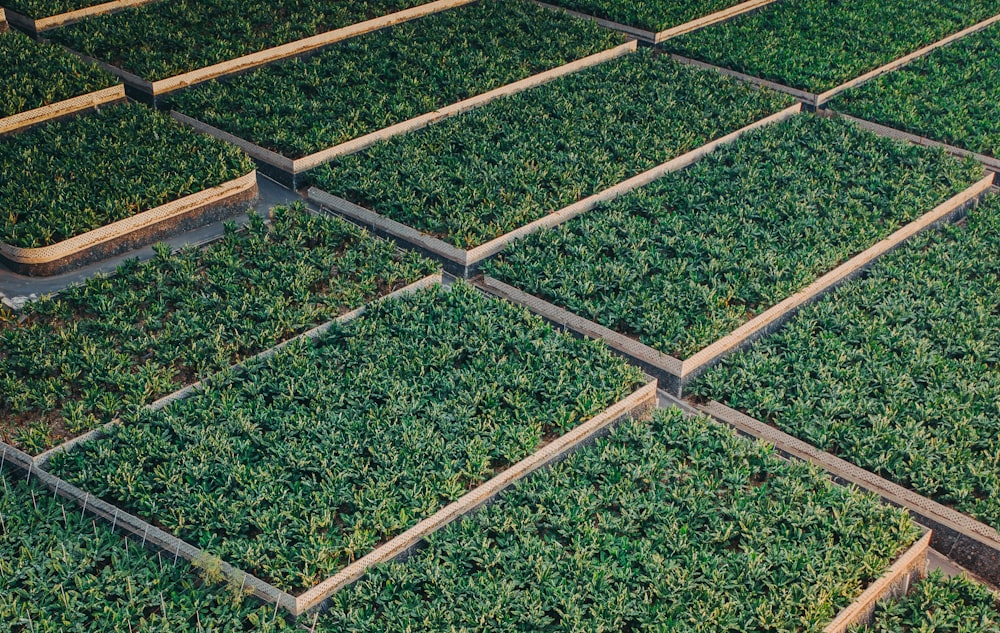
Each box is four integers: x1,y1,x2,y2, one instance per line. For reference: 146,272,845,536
48,282,646,593
0,470,291,632
693,194,1000,530
544,0,750,33
170,0,623,159
0,101,252,249
664,0,1000,93
0,205,437,454
834,22,1000,159
485,114,984,359
854,571,1000,632
314,408,920,631
312,49,795,249
1,26,117,118
49,0,443,81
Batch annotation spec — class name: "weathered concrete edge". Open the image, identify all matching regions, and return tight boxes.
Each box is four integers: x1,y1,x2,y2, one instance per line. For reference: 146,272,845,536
829,112,1000,173
0,85,126,138
32,273,444,467
293,378,659,615
653,0,780,42
308,103,803,276
824,532,930,633
667,53,818,103
5,0,156,34
700,400,1000,586
680,172,997,384
531,0,656,42
475,275,684,391
0,441,297,611
816,13,1000,105
291,40,639,173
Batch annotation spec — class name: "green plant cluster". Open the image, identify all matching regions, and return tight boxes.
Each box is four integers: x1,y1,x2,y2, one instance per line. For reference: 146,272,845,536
0,206,436,454
0,27,117,118
486,115,983,358
317,408,920,632
311,50,795,249
2,0,115,19
854,571,1000,633
834,23,1000,159
693,194,1000,530
0,472,293,632
544,0,747,32
663,0,1000,93
48,282,646,593
170,0,623,158
48,0,435,81
0,102,253,248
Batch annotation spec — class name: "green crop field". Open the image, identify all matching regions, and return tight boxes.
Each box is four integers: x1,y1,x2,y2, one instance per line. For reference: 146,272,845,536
664,0,1000,93
1,27,117,118
0,102,252,249
318,408,920,631
48,282,645,593
0,206,436,454
834,23,1000,159
694,195,1000,530
312,50,794,249
0,471,288,632
486,115,982,358
5,0,998,623
3,0,115,18
49,0,442,81
170,0,623,159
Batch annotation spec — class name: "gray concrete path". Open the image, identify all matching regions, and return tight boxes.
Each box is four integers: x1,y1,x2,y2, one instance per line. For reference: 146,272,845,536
0,175,304,306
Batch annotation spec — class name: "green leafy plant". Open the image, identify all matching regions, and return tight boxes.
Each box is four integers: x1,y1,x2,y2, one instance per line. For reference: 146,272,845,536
853,571,1000,633
0,471,292,632
50,0,441,81
0,102,253,248
663,0,1000,92
693,194,1000,530
0,205,437,454
834,23,1000,159
485,114,983,358
318,408,920,632
170,0,623,159
543,0,749,32
311,50,795,249
2,0,119,18
48,282,646,593
0,27,117,118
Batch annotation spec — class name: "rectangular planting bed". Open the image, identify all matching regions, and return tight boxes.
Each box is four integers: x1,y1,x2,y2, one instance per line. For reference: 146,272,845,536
535,0,780,43
307,407,927,631
0,205,438,454
0,26,122,136
46,0,481,102
1,0,156,35
306,49,798,276
691,193,1000,584
168,0,630,188
0,102,257,276
482,114,992,394
831,21,1000,169
41,280,652,613
662,0,1000,106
